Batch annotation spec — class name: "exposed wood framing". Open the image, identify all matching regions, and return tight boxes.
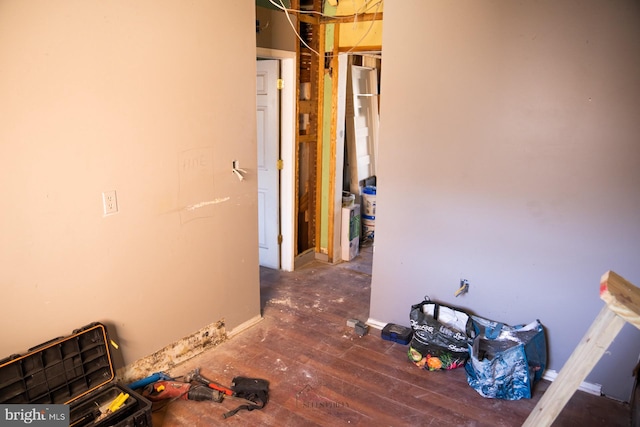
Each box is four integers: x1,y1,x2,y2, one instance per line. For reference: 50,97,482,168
321,12,383,24
293,0,322,257
285,10,381,25
291,0,383,261
298,14,319,25
292,0,301,256
315,3,326,255
326,21,341,262
298,99,315,113
338,45,383,53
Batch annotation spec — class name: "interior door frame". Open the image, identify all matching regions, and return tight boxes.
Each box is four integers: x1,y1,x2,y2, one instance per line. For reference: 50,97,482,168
257,47,296,272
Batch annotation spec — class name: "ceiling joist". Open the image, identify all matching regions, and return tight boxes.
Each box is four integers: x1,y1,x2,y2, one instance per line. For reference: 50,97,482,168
321,12,383,25
283,11,383,26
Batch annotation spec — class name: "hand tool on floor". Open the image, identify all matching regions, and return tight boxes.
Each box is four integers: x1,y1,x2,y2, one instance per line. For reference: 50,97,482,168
142,369,269,419
142,378,263,416
141,380,224,403
185,368,234,396
186,369,265,411
127,371,173,390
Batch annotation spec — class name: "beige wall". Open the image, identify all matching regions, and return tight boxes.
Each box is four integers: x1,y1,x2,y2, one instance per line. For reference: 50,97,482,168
256,6,296,52
370,0,640,400
0,0,260,366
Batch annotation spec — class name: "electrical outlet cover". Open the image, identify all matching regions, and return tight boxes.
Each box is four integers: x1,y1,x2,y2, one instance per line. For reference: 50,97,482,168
102,190,118,215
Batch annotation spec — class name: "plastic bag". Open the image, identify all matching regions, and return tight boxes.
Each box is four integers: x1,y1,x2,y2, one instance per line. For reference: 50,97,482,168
465,317,547,400
408,299,474,370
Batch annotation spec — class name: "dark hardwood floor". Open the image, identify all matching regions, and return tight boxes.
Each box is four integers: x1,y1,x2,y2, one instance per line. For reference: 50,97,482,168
151,246,631,426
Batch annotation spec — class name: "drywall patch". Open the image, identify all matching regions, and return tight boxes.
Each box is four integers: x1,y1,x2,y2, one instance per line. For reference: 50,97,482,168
117,320,227,383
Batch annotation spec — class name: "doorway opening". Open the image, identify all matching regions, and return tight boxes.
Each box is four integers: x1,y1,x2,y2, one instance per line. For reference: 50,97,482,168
256,48,296,272
332,52,382,263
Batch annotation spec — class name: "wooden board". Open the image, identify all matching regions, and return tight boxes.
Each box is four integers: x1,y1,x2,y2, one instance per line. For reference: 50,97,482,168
522,305,626,427
600,270,640,330
523,270,640,427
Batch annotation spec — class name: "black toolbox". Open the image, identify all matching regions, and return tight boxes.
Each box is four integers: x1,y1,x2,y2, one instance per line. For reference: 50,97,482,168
0,322,152,427
381,323,413,345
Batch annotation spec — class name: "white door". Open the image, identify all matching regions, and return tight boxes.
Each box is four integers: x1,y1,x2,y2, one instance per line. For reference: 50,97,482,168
346,64,379,196
257,59,280,268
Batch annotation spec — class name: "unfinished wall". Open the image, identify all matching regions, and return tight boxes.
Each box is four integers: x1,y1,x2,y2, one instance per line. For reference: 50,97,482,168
370,0,640,401
336,0,383,49
0,0,261,369
256,6,296,52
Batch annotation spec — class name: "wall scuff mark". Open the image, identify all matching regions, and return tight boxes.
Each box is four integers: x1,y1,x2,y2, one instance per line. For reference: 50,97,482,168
186,197,231,211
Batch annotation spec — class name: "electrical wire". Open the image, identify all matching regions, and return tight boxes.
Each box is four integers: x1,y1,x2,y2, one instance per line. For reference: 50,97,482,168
267,0,383,57
357,0,383,14
271,0,320,56
344,0,381,54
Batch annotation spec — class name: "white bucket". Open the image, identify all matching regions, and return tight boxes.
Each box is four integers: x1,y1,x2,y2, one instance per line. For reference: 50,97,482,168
362,186,376,216
362,214,375,241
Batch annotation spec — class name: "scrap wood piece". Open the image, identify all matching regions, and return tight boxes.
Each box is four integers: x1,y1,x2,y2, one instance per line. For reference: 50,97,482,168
522,306,625,427
523,270,640,427
600,270,640,330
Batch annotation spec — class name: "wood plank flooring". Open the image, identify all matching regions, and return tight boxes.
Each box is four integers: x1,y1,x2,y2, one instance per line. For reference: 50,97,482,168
151,247,631,426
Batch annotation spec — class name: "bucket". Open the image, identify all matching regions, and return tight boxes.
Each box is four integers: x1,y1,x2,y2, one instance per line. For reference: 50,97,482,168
362,214,375,241
342,191,355,207
362,186,376,216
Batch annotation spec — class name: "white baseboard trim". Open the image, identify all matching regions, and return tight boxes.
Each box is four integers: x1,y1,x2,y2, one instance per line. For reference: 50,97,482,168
117,315,263,383
542,369,602,396
228,314,263,338
366,318,387,330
